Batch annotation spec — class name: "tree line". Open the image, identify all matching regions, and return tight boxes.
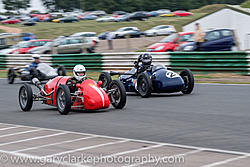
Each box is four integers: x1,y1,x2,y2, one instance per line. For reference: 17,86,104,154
2,0,247,13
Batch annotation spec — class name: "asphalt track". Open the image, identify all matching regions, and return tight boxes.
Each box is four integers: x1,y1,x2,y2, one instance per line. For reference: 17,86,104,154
0,78,250,154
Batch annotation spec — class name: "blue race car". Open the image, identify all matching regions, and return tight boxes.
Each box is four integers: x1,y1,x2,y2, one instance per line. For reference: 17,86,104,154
99,53,194,97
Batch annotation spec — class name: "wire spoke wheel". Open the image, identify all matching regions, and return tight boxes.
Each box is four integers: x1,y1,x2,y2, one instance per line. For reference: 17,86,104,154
108,80,126,109
18,83,33,111
56,85,71,115
137,72,152,98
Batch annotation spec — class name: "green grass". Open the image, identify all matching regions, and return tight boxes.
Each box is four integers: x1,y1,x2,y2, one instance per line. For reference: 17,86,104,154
5,13,205,39
241,0,250,8
0,29,4,33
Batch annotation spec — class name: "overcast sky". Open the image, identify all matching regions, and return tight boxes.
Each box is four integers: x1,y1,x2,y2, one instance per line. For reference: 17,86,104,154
0,0,46,13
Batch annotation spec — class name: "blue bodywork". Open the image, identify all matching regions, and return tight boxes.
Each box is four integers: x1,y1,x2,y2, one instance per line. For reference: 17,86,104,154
119,65,185,93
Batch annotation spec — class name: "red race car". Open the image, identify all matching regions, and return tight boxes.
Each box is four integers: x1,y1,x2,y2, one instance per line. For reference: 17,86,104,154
1,19,21,24
173,11,193,17
147,32,194,52
18,76,126,115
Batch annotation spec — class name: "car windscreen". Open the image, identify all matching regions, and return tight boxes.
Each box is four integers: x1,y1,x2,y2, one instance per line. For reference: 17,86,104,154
178,34,194,42
160,34,178,43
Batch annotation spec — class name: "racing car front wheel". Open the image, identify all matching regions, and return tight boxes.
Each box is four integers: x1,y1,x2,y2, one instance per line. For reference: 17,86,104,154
57,66,66,76
98,72,112,89
109,80,126,109
137,72,152,98
56,85,71,115
180,69,194,94
8,68,15,84
19,83,33,111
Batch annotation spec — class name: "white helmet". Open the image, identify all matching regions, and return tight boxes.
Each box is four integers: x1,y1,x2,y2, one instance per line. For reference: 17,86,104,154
73,65,86,81
32,54,40,59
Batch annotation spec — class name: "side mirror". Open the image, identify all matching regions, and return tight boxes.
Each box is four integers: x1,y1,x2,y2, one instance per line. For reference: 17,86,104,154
97,81,102,87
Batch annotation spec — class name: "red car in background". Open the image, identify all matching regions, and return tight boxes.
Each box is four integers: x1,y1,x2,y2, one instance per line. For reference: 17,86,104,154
147,32,194,52
1,19,21,24
10,39,51,54
173,11,193,16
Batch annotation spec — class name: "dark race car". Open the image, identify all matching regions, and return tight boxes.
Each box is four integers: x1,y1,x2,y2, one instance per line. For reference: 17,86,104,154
99,55,194,98
7,63,66,84
18,76,126,115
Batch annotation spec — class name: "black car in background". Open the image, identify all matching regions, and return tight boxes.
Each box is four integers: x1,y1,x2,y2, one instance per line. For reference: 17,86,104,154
127,12,148,21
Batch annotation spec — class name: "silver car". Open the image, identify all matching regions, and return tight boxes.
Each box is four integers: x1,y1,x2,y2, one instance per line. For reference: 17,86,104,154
28,37,92,54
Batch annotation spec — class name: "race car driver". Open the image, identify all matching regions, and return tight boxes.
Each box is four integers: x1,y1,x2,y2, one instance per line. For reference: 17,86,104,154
135,53,153,73
28,54,41,70
66,64,87,92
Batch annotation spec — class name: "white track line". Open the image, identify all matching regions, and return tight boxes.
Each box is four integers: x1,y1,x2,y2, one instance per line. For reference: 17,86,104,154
123,149,202,167
14,136,97,153
44,139,130,158
197,83,250,86
0,123,249,156
0,126,20,131
0,129,42,138
0,132,66,147
201,154,250,167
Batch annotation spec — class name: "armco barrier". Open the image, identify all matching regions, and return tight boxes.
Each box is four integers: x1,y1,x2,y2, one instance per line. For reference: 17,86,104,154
0,54,6,70
51,53,103,71
2,52,250,75
5,54,51,68
168,52,250,75
102,52,170,71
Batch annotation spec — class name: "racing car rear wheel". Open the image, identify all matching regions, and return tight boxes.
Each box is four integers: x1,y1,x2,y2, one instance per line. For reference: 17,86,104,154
137,72,152,98
57,66,66,76
8,68,15,84
98,72,112,89
180,69,194,94
19,83,33,111
56,85,71,115
109,80,126,109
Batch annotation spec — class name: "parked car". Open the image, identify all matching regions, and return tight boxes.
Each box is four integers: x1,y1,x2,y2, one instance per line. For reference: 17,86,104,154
147,32,194,52
79,15,97,20
144,25,176,36
113,11,128,15
112,27,142,38
90,11,106,16
1,19,20,24
127,12,148,21
52,16,78,23
96,16,115,22
22,20,36,26
155,9,171,15
160,12,175,17
178,29,235,51
173,11,193,17
113,15,130,22
146,11,159,17
0,41,29,54
28,37,93,54
71,32,99,43
10,39,51,54
20,33,36,41
98,32,109,40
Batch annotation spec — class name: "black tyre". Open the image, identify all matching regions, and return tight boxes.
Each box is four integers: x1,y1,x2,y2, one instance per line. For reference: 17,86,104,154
180,69,194,94
137,72,152,98
98,72,112,89
56,85,71,115
109,79,126,109
7,68,15,84
57,66,66,76
19,83,33,111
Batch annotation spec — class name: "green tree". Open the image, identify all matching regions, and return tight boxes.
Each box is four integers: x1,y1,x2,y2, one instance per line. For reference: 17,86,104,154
2,0,31,13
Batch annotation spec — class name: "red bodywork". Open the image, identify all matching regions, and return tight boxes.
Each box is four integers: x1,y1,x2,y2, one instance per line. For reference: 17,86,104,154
147,32,194,52
10,39,51,54
1,19,20,24
44,76,110,110
173,11,193,17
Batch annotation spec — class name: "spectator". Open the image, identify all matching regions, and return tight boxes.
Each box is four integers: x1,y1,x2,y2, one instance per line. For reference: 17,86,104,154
194,23,205,51
106,31,114,50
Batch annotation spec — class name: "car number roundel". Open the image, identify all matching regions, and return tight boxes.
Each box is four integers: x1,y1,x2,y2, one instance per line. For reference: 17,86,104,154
166,71,180,78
